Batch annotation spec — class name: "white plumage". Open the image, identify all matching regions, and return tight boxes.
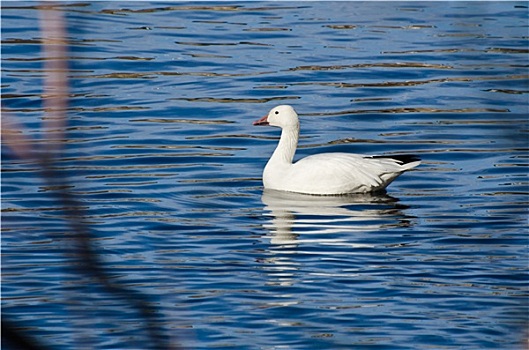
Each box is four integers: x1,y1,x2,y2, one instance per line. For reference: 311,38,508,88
253,105,420,195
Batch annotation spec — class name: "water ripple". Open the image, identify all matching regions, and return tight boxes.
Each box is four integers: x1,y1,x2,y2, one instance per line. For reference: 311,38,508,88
2,2,528,349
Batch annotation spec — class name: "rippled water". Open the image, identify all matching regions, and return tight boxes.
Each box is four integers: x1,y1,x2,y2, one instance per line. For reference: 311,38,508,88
2,2,528,349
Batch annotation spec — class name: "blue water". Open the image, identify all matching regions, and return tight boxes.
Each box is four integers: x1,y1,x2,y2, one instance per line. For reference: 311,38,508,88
2,2,528,349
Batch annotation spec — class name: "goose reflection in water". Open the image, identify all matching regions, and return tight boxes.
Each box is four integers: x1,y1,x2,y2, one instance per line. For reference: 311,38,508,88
260,189,414,246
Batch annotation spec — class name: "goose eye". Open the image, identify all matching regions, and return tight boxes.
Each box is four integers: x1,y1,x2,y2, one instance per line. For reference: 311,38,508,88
275,111,279,115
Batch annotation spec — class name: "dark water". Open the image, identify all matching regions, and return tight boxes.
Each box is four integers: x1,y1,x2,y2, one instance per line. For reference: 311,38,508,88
2,2,528,349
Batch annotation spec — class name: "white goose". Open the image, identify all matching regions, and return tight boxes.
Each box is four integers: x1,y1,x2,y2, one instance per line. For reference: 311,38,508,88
253,105,420,195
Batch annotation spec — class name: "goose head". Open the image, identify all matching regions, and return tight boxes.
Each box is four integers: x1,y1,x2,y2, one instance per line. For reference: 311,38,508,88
253,105,299,129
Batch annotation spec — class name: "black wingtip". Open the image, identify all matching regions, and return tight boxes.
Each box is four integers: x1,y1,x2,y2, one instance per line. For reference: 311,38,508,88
367,154,421,164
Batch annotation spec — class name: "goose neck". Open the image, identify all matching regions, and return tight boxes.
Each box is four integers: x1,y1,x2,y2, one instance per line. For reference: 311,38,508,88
271,124,299,165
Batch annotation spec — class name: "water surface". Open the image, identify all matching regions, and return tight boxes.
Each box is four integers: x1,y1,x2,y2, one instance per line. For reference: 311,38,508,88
2,2,528,349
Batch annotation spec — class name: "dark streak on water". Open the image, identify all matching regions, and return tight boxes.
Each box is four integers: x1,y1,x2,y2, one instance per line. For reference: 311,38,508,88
2,2,528,349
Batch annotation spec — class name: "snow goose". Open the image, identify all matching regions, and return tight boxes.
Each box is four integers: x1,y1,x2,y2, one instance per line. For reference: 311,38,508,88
253,105,420,195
